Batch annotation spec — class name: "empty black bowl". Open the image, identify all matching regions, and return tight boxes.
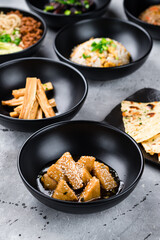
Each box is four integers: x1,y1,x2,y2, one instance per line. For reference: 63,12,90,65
124,0,160,40
18,120,144,213
0,7,46,64
0,58,87,132
25,0,111,29
54,18,152,81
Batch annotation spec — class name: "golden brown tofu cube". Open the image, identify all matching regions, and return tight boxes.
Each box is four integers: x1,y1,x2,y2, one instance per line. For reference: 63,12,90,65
79,177,100,202
93,161,117,191
79,167,92,185
57,152,83,190
41,173,57,190
47,164,67,182
52,179,78,201
77,156,95,172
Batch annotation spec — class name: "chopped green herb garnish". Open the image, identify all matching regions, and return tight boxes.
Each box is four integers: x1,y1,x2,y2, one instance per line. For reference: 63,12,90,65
82,53,91,59
139,122,142,125
111,43,117,48
0,34,11,43
12,29,19,35
64,9,71,15
12,38,21,46
84,0,89,9
45,87,48,91
115,56,119,60
91,38,113,53
74,10,82,14
44,5,54,12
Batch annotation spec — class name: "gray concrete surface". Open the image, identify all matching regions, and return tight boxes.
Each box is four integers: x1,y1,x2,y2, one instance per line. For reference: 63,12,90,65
0,0,160,239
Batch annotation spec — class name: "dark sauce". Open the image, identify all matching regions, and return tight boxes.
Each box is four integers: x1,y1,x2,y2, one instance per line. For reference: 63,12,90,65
36,156,124,202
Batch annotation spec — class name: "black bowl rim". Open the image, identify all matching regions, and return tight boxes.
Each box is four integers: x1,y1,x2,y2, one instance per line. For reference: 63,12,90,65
0,6,47,58
123,0,160,30
0,57,88,123
25,0,111,17
54,17,153,71
18,120,144,206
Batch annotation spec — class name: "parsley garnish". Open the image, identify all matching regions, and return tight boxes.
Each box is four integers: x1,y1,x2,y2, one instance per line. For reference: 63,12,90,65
64,9,71,15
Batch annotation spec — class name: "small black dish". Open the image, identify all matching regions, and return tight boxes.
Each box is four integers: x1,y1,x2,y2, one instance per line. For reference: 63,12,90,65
105,88,160,166
124,0,160,40
54,18,152,81
18,120,144,213
25,0,111,29
0,58,87,132
0,7,47,64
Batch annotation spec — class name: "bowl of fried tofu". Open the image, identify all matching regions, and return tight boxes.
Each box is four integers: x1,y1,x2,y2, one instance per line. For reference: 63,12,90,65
18,121,144,213
0,57,87,131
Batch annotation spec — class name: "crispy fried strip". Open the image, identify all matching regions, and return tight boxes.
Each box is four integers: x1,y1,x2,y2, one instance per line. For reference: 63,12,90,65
36,106,43,119
10,112,19,118
1,96,24,106
36,79,55,118
19,77,38,119
12,82,53,98
11,98,56,119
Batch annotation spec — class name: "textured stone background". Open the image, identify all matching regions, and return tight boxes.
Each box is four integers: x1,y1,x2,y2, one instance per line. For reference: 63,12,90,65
0,0,160,239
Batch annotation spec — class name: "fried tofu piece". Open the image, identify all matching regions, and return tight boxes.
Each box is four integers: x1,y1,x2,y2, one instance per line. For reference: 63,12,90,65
77,156,95,172
79,167,92,185
52,179,78,201
47,164,67,182
79,177,100,202
41,173,57,190
93,161,117,191
57,152,83,190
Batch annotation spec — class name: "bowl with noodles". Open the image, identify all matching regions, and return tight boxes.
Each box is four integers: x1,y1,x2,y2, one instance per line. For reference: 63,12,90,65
0,7,47,63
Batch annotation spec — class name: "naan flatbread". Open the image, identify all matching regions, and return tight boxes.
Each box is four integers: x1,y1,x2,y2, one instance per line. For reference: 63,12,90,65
141,133,160,155
121,100,160,143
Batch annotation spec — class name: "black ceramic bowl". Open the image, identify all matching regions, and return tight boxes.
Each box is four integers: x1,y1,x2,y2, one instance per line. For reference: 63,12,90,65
0,58,87,132
124,0,160,40
25,0,111,29
18,121,144,214
0,7,47,64
54,18,152,81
